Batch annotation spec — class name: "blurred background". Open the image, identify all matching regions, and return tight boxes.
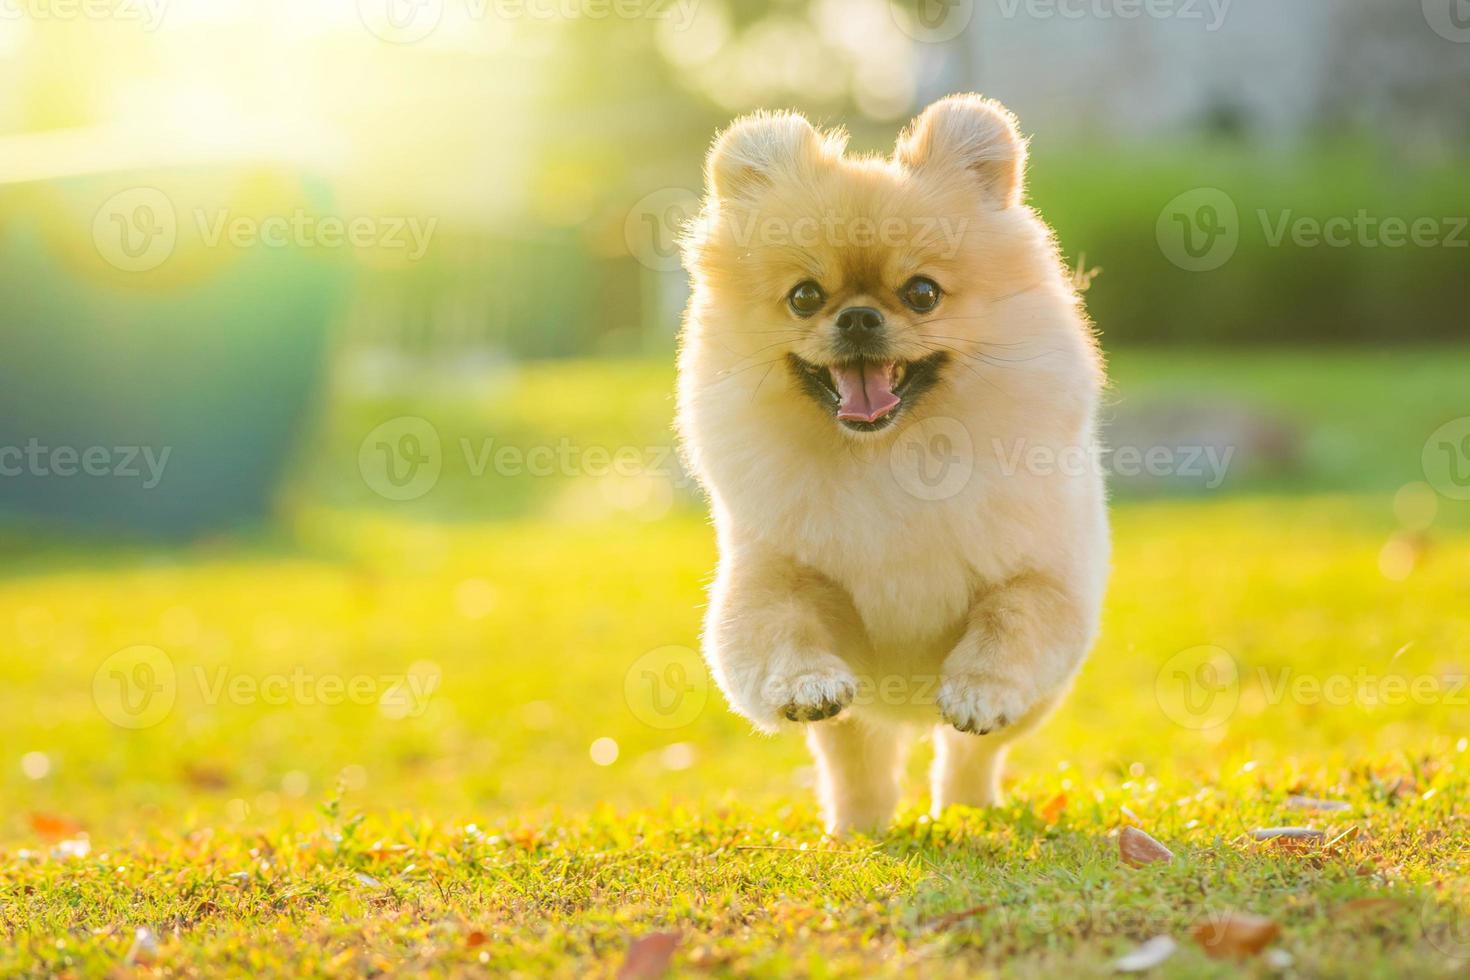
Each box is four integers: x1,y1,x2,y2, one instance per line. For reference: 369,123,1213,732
1,0,1467,831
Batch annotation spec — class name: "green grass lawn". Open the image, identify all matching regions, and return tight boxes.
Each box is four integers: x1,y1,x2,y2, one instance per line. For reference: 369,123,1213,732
3,351,1469,976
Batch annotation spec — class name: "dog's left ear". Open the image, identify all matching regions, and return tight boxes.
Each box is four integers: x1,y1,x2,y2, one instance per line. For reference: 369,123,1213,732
894,95,1027,208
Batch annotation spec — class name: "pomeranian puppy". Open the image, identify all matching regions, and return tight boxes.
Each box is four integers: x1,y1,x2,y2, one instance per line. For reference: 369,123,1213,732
676,94,1110,834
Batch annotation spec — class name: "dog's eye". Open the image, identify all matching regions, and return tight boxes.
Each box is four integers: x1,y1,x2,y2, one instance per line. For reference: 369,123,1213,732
900,276,942,313
787,280,826,317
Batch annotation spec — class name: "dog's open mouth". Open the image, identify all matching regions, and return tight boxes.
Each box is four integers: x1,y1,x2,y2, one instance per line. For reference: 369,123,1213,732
787,352,948,433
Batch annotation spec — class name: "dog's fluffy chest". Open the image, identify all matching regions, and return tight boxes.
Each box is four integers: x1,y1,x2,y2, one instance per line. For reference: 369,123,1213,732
754,467,997,650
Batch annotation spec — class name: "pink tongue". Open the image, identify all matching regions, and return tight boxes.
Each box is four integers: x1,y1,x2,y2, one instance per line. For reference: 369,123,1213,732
831,362,900,423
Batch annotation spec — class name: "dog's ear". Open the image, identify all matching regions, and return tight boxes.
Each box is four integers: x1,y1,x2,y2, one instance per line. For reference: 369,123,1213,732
705,110,831,201
895,95,1027,208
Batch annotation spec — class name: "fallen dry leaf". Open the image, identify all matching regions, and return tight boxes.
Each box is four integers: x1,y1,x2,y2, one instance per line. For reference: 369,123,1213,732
466,930,488,948
927,905,990,931
29,812,82,841
181,762,233,790
1340,897,1403,924
1251,827,1326,842
1119,826,1174,867
1192,910,1280,960
1039,792,1067,824
616,932,681,980
1113,935,1179,972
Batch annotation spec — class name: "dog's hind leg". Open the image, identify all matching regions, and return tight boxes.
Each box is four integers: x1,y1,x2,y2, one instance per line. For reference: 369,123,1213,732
806,715,907,835
930,726,1010,813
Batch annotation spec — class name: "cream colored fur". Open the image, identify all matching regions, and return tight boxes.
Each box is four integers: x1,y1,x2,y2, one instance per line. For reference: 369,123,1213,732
676,95,1110,834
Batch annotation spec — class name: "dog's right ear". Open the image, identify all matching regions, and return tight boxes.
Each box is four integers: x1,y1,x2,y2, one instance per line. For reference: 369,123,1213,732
705,111,832,201
895,95,1028,208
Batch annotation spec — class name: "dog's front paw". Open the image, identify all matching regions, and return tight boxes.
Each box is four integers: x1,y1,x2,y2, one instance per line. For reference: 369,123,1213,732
936,672,1030,736
760,656,857,724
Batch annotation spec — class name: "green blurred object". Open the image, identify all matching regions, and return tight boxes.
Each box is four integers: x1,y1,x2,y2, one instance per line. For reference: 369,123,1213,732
0,165,347,537
1028,143,1470,344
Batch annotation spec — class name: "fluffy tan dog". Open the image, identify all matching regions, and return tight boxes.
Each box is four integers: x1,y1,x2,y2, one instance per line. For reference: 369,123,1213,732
676,94,1110,834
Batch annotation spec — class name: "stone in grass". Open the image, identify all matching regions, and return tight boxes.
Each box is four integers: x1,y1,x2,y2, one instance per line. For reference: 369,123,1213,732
1119,826,1175,867
124,927,159,966
1193,911,1281,960
1285,795,1351,812
1113,936,1179,973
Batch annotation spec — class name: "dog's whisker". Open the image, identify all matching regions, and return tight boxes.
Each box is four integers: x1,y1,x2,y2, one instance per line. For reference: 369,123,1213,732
914,334,1060,367
914,330,1020,346
712,338,800,376
969,349,1060,366
913,331,1031,351
714,355,790,383
917,339,1027,367
912,314,1030,337
917,344,985,377
978,346,1063,365
918,337,1032,360
914,341,1004,394
751,360,781,402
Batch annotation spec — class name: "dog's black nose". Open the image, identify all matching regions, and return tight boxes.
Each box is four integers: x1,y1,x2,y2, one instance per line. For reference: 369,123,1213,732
835,306,885,335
